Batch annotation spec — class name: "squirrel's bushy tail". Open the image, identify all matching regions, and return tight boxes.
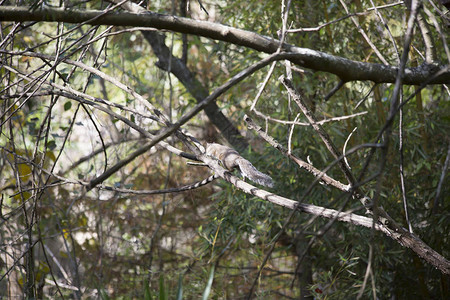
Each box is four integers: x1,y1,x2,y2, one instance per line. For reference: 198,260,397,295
236,159,274,188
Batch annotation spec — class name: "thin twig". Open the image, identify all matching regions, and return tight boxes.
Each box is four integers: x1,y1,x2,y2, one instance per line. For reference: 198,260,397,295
338,0,388,65
324,80,345,101
432,143,450,215
280,76,357,186
244,114,350,192
343,127,357,170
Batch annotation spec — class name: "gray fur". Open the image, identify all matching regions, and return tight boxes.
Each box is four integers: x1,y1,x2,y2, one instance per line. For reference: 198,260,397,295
206,143,274,188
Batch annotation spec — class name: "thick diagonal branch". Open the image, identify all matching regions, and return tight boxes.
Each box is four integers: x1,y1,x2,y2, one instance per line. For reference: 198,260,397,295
200,153,450,274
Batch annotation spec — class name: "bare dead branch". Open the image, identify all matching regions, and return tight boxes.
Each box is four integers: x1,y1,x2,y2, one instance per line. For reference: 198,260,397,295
280,76,357,186
199,151,450,274
97,174,217,195
244,115,350,192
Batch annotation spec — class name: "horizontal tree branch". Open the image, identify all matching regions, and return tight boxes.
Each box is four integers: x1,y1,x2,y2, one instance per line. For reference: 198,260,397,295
97,174,217,195
1,5,449,84
199,153,450,274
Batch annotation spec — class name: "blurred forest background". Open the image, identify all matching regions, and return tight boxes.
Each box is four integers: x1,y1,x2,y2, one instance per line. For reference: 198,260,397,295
1,0,449,299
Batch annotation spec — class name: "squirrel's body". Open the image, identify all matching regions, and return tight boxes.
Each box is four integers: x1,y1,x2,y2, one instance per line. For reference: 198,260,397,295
206,143,274,188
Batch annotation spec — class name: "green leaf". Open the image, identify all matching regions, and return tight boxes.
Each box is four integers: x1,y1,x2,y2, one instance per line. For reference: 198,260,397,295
144,279,152,300
47,140,56,151
176,274,183,300
202,265,215,300
99,288,110,300
64,101,72,111
159,274,167,300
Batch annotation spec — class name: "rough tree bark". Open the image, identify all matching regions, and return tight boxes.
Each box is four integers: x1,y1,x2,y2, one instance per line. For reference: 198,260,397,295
0,6,448,84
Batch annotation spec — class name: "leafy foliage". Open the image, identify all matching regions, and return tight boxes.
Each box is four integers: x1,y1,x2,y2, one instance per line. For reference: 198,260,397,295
1,0,449,299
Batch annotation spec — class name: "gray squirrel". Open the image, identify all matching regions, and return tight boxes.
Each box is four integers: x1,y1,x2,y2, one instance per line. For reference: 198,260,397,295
205,143,274,188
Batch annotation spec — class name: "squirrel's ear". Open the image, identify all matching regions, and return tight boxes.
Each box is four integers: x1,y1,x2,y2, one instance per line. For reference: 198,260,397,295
205,143,212,153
